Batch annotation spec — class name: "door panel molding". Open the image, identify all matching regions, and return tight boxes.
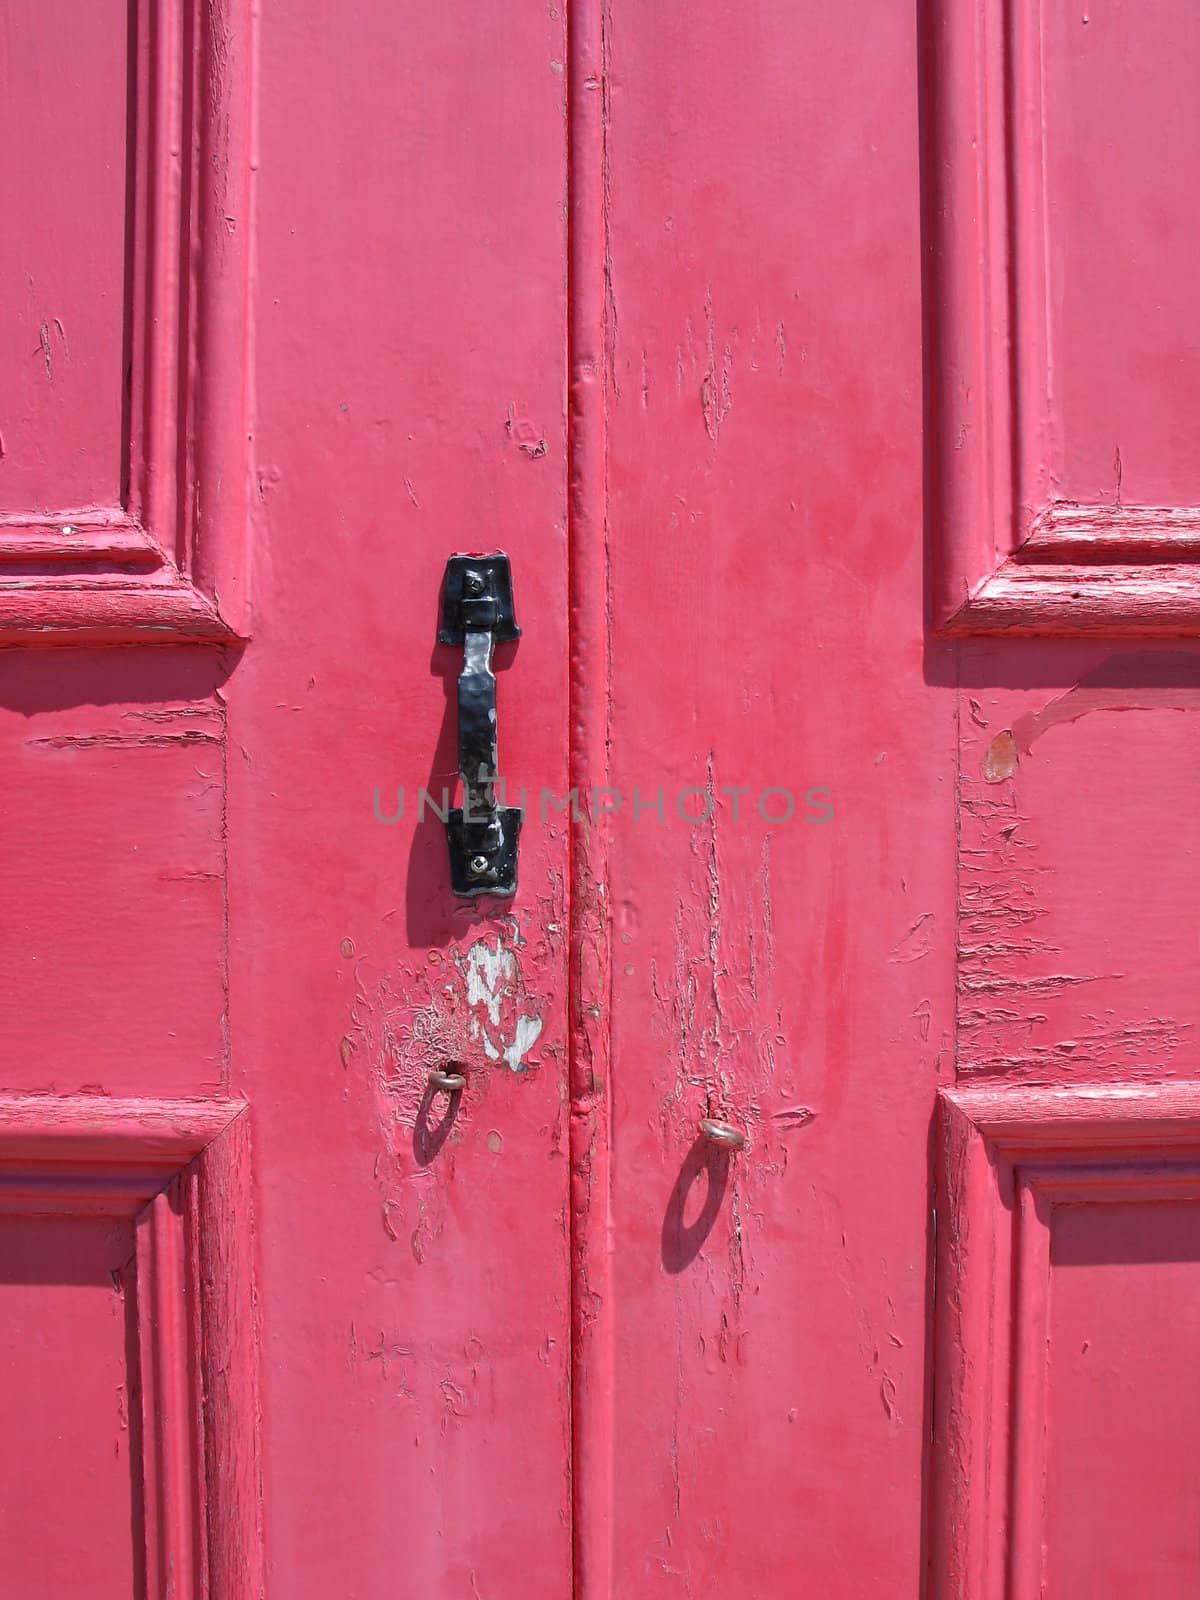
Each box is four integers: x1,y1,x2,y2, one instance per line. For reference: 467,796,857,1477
565,3,616,1595
924,0,1200,635
931,1082,1200,1596
0,1095,262,1597
0,0,253,645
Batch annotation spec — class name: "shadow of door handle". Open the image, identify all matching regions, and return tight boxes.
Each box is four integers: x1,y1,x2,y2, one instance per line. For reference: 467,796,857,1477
438,553,522,897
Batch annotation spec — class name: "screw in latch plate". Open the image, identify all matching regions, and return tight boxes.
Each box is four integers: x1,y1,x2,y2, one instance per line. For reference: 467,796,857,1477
468,854,491,877
464,569,486,597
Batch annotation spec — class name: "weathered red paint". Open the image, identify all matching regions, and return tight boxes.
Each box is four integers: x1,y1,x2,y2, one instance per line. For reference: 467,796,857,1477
0,0,249,644
928,0,1200,634
1,1,1198,1596
934,1085,1200,1596
0,1098,259,1595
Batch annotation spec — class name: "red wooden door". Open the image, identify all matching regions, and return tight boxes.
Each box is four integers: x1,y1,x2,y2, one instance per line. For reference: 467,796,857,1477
3,2,1200,1597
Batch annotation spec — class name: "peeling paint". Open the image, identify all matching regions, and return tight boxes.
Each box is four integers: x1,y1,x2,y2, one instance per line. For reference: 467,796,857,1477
699,288,733,441
350,923,549,1135
343,876,562,1270
651,764,813,1356
959,721,1187,1081
502,1012,544,1070
888,912,936,964
464,938,516,1027
460,935,545,1070
984,651,1200,782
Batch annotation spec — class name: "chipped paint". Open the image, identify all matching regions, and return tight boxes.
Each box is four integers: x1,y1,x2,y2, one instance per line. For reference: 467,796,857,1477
464,938,515,1026
959,670,1191,1081
888,912,936,964
984,651,1200,782
343,882,562,1269
501,1012,545,1070
342,915,560,1273
650,768,817,1394
349,920,550,1123
460,935,545,1070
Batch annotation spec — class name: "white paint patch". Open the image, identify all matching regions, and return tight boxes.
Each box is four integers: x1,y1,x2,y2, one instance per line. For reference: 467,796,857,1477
464,938,517,1026
503,1013,544,1071
461,936,543,1072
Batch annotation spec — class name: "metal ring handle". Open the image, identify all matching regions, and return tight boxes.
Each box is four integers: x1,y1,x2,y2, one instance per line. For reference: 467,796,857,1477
699,1117,745,1151
429,1069,467,1094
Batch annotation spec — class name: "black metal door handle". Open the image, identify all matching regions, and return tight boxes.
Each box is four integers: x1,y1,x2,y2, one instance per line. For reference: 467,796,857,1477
438,553,521,897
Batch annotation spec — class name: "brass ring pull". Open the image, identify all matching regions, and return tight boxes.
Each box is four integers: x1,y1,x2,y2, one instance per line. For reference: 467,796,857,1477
699,1117,745,1151
429,1069,467,1094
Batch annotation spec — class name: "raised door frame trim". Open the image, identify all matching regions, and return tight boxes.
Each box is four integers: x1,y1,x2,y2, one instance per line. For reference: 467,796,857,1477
0,1095,263,1598
0,0,253,646
930,1082,1200,1598
925,0,1200,636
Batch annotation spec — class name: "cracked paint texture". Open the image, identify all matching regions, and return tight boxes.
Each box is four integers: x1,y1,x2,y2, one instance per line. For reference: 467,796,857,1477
958,647,1200,1081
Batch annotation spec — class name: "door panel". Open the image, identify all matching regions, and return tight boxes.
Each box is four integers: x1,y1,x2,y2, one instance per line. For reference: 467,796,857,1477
239,1,572,1594
1045,1197,1200,1596
2,1,1199,1596
0,1213,139,1595
935,1087,1200,1598
930,0,1200,631
1041,0,1200,504
0,0,128,513
601,2,953,1591
0,658,230,1096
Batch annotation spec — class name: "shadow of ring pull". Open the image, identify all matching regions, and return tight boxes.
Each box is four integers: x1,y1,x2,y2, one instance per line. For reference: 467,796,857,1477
439,553,522,897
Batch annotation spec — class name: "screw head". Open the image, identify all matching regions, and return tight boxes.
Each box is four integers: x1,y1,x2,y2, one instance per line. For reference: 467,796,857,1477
469,854,490,876
464,570,486,596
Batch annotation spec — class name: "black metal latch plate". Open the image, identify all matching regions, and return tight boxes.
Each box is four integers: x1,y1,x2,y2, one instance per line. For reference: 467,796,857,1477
438,552,521,899
438,555,521,646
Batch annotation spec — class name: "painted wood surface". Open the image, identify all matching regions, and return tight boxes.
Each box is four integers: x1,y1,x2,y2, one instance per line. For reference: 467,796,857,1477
0,1211,139,1594
934,1087,1200,1598
0,0,128,513
0,0,250,642
928,0,1200,632
237,3,574,1595
1,1,1198,1597
0,1100,259,1596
